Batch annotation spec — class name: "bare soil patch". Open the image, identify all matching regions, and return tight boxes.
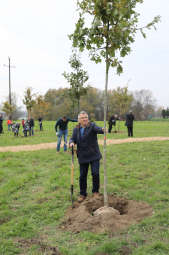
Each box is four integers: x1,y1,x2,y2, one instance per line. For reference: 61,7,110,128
1,137,169,152
61,193,153,234
16,238,61,255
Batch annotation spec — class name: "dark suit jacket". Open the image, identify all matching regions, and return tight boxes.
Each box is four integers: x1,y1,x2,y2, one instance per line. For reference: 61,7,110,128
70,122,104,164
125,113,134,127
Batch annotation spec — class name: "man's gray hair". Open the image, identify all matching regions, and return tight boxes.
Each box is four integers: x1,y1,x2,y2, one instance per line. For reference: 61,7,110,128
78,111,88,119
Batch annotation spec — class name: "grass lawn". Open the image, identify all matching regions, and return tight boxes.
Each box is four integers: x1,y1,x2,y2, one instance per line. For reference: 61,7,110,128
0,140,168,254
0,120,169,147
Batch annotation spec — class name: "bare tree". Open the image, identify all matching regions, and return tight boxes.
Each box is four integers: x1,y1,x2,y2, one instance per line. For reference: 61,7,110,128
132,89,156,120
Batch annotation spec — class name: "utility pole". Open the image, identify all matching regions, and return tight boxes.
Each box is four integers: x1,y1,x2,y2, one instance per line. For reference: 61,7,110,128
3,57,15,106
9,57,11,105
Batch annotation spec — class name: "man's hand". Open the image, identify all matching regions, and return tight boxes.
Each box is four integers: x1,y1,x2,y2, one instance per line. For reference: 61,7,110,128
56,132,58,136
69,142,75,148
102,128,108,132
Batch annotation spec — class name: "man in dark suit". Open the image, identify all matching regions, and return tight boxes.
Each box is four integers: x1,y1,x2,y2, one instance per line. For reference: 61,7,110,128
69,111,104,202
125,110,135,137
38,117,43,131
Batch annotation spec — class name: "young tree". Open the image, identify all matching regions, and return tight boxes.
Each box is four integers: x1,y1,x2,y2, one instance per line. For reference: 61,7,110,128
32,95,50,119
81,87,104,120
2,92,21,119
44,88,75,120
108,86,133,118
23,87,36,118
70,0,160,206
63,52,89,114
2,101,16,119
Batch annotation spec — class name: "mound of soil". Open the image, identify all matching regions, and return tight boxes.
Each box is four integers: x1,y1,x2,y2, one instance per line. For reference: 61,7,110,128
61,194,153,234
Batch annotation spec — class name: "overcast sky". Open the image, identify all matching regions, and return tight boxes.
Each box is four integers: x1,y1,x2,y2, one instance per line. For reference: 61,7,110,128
0,0,168,108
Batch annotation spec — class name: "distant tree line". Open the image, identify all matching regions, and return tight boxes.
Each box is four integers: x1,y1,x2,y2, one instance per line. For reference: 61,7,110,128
0,86,161,121
29,86,158,121
161,108,169,118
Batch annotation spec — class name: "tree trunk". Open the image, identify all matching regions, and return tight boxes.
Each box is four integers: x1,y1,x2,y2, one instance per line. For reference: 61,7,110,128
103,30,110,207
28,109,31,119
77,99,80,114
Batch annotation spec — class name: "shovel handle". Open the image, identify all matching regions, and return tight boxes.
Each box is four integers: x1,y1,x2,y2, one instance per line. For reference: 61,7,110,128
70,145,74,207
71,145,74,155
71,145,74,186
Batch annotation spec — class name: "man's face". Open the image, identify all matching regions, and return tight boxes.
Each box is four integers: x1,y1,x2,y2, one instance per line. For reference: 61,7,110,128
62,117,67,122
78,114,89,127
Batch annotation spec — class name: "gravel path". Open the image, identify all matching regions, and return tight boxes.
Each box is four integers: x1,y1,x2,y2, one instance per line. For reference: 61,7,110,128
0,137,169,152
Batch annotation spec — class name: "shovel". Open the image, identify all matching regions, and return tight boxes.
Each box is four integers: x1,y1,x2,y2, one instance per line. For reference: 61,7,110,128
70,145,74,208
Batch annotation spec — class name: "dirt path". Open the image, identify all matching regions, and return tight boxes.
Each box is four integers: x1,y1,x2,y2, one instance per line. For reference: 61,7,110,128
0,136,169,152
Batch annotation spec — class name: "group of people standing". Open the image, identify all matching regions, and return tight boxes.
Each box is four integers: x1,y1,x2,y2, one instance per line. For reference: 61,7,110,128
22,118,35,137
108,111,134,137
0,116,43,137
22,117,43,136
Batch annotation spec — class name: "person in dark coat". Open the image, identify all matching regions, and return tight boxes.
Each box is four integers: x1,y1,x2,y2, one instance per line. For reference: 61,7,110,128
38,117,43,131
28,118,34,136
12,122,20,136
125,110,135,137
69,111,104,202
108,114,118,133
55,116,77,152
23,120,29,137
0,114,3,134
